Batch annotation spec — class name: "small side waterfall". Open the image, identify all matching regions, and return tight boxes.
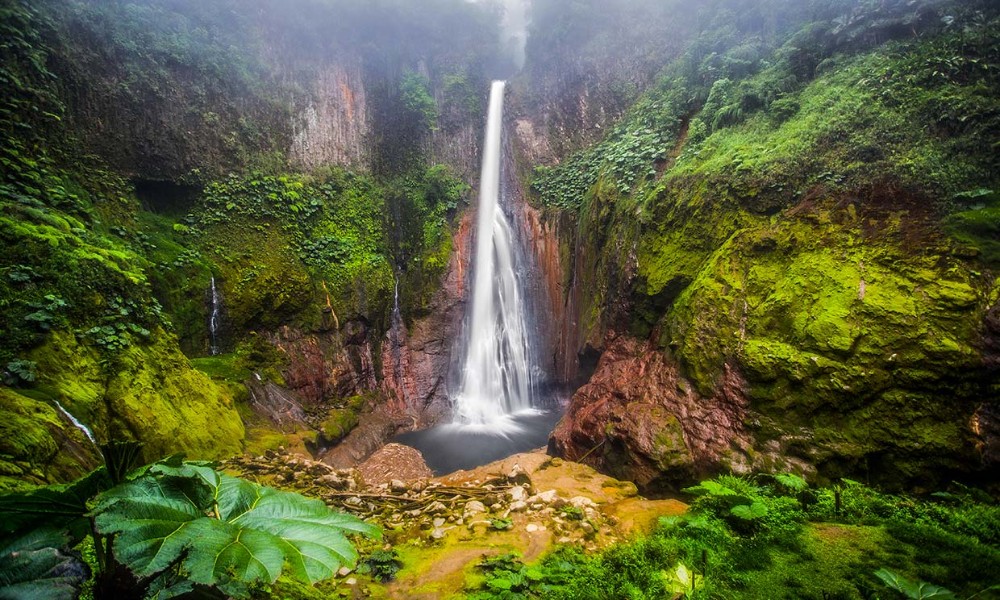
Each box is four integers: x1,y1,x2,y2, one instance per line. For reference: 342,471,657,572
54,401,97,445
452,80,536,429
209,276,221,356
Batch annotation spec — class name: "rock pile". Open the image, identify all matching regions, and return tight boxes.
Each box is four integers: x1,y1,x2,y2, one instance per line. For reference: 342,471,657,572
224,448,621,551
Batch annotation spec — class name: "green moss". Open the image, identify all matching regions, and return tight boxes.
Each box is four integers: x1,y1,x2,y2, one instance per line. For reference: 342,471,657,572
30,329,244,463
189,353,251,382
650,413,689,472
660,203,989,485
318,394,369,445
0,386,99,491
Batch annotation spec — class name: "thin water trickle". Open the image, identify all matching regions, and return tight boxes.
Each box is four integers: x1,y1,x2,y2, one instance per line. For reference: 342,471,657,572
452,80,536,430
209,276,220,356
54,401,97,445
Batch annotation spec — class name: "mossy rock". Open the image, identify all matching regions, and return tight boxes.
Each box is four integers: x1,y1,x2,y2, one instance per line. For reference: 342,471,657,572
318,394,369,446
30,329,245,464
0,386,100,492
663,207,992,485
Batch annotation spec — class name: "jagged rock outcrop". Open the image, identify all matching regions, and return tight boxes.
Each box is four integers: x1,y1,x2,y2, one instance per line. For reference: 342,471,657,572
549,334,757,491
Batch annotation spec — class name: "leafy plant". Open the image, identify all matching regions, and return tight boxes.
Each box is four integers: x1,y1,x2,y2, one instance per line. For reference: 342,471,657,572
358,548,402,583
559,506,584,521
661,562,702,598
730,501,769,521
773,473,809,493
92,459,379,598
0,454,379,599
874,569,957,600
0,529,89,600
3,359,37,385
489,517,514,531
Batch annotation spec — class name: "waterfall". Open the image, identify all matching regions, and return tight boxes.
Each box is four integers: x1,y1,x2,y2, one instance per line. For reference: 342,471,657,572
452,80,536,429
209,276,221,356
54,401,97,445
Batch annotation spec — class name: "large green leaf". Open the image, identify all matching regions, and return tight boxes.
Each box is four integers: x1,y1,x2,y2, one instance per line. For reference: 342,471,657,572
94,463,380,599
774,473,808,492
730,501,769,521
874,569,957,600
683,480,740,497
0,469,110,542
0,529,89,600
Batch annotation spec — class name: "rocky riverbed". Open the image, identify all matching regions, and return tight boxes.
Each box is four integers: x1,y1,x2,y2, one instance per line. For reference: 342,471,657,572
224,446,687,598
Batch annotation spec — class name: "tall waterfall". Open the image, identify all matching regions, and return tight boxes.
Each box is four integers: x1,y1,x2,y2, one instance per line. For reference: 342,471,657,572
209,276,221,356
452,80,536,429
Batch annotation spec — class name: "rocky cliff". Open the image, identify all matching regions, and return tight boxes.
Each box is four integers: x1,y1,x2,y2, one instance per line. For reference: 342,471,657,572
528,0,1000,489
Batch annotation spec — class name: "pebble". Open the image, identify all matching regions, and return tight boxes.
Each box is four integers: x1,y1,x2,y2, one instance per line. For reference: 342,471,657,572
433,517,446,528
337,567,353,577
390,479,407,493
507,485,527,502
431,527,447,540
508,500,528,512
534,490,558,503
464,500,487,515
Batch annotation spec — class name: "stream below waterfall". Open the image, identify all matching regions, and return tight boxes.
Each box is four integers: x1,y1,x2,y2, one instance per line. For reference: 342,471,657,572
395,408,562,475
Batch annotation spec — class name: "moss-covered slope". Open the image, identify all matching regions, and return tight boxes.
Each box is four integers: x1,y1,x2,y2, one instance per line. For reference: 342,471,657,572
541,0,1000,486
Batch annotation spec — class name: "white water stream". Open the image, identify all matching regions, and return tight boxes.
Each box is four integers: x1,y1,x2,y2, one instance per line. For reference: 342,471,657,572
209,276,221,356
451,81,537,430
54,401,97,445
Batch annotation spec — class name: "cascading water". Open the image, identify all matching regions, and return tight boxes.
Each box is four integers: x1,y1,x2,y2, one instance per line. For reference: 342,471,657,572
209,276,221,356
451,80,536,429
54,401,97,445
395,80,560,473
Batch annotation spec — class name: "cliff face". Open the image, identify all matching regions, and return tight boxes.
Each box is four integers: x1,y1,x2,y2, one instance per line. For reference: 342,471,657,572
0,0,500,475
523,0,1000,489
290,62,370,171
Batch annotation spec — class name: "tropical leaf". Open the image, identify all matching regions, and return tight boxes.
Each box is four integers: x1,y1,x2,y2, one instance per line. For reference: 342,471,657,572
683,480,739,497
0,468,110,542
774,473,808,492
93,463,380,598
0,529,89,600
730,501,769,521
99,440,144,485
874,568,957,600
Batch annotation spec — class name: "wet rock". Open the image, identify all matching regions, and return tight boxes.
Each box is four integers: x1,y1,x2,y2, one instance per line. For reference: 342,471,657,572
463,500,487,518
354,443,433,485
426,501,448,515
507,463,531,487
549,334,753,490
531,490,558,504
509,500,528,513
507,485,528,502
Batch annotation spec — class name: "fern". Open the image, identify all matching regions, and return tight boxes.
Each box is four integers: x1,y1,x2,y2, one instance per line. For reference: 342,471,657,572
92,458,380,599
